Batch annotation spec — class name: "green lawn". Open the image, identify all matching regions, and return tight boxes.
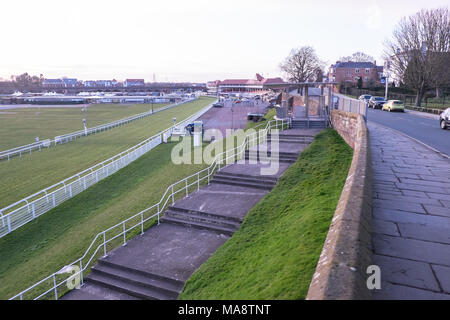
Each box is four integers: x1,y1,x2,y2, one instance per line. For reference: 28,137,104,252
0,138,212,299
0,97,215,209
179,129,353,300
0,103,169,150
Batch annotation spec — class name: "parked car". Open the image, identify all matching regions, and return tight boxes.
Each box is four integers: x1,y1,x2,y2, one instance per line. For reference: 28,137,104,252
439,107,450,130
359,95,372,103
369,96,386,109
382,100,405,112
213,102,224,108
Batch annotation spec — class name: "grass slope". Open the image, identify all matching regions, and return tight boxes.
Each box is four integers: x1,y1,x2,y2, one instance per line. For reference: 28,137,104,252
0,139,210,299
0,97,215,208
179,129,353,300
0,103,168,150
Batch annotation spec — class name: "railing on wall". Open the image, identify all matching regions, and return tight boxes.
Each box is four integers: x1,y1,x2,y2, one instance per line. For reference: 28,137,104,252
0,100,214,239
0,98,197,161
9,118,289,300
329,95,368,119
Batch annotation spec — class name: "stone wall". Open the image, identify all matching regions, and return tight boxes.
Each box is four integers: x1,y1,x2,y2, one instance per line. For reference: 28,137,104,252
306,109,373,300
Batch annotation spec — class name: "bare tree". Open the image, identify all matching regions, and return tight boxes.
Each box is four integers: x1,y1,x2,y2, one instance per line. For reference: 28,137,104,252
384,7,450,106
339,52,375,63
280,46,324,82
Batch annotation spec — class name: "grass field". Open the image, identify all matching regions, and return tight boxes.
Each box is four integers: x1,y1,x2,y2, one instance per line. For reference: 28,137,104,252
0,103,170,150
0,97,215,209
179,129,353,299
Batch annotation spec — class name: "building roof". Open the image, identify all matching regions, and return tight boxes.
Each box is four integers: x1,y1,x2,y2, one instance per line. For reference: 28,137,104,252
332,61,377,69
218,74,285,86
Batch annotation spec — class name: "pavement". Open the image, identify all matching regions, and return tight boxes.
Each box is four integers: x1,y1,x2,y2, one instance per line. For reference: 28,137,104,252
369,121,450,299
198,99,268,138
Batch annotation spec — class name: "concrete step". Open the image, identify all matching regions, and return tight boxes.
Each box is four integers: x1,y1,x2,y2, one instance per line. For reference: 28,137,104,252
86,272,174,300
169,206,244,224
211,176,275,190
89,262,183,299
214,171,278,183
213,172,278,186
269,133,315,139
161,215,236,236
98,259,184,287
245,150,299,159
267,138,312,144
165,210,241,230
244,154,296,163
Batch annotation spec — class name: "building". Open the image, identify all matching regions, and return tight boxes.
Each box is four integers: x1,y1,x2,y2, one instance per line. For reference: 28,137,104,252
209,74,284,94
124,79,145,87
328,61,383,87
62,78,78,88
42,79,64,88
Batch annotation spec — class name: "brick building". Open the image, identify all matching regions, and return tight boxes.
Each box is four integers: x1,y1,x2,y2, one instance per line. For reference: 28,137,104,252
328,61,383,87
208,73,284,94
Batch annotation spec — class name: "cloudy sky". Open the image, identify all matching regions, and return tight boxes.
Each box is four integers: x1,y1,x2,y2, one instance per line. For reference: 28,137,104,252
0,0,448,82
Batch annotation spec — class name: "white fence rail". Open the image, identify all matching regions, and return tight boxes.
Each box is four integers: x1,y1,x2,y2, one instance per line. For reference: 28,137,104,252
0,100,214,239
9,118,289,300
0,98,197,161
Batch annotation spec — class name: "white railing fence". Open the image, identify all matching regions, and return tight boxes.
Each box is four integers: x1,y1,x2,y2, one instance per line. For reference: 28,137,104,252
9,118,289,300
0,98,197,161
0,101,214,239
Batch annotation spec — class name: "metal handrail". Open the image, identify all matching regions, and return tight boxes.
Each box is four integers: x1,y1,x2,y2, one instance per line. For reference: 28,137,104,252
9,118,289,300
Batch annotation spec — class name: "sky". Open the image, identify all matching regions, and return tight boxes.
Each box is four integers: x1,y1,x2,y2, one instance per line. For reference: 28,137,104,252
0,0,448,82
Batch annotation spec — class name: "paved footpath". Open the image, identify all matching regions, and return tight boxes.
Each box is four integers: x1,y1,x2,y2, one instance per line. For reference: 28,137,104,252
369,121,450,299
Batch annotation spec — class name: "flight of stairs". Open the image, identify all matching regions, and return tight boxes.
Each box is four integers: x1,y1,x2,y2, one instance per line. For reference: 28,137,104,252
85,259,184,300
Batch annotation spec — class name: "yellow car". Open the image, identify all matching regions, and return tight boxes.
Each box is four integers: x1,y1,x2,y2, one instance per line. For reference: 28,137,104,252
382,100,405,112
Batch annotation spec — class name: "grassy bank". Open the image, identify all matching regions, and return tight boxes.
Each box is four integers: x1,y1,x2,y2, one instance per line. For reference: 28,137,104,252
246,108,276,130
179,129,353,299
0,97,215,208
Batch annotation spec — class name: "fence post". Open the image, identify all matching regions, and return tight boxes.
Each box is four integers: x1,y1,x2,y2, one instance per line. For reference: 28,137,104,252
103,231,106,258
171,185,175,204
185,179,188,197
197,172,200,191
122,222,127,246
53,274,58,300
141,213,144,235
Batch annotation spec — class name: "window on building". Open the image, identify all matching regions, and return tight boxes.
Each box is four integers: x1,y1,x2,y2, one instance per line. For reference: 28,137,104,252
365,77,369,81
346,70,351,76
365,68,370,74
355,68,360,73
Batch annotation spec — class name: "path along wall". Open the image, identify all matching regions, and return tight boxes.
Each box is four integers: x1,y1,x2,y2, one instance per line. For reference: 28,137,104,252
306,110,373,300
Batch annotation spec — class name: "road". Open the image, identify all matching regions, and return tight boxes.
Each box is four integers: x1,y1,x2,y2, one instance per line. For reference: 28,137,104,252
366,108,450,156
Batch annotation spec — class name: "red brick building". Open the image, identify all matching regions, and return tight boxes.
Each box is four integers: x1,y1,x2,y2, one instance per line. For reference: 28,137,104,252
328,61,383,87
208,74,284,94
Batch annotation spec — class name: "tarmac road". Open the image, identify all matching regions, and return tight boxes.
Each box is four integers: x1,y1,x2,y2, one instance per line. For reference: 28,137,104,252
367,107,450,156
